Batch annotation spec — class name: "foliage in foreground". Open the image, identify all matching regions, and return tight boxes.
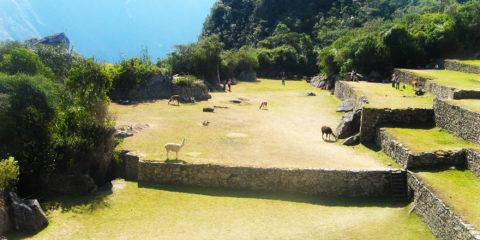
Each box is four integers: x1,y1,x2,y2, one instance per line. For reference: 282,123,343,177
0,157,19,195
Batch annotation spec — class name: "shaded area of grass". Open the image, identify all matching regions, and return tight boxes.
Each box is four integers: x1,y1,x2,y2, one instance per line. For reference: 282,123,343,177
449,99,480,113
7,181,435,240
384,127,480,153
406,69,480,90
345,81,434,109
417,170,480,230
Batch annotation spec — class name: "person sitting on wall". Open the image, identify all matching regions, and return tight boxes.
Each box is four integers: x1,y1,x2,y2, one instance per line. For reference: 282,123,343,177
415,84,424,96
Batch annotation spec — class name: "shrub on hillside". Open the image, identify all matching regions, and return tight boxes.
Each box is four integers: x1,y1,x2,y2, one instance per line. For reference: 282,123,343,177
112,57,158,90
0,157,19,195
0,42,54,78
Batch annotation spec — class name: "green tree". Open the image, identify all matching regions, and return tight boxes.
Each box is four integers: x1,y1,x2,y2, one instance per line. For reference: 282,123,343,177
0,44,53,78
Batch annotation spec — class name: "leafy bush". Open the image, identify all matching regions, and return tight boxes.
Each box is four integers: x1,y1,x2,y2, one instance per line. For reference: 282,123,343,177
0,74,58,195
112,57,158,90
222,47,258,79
174,75,201,86
0,42,53,78
0,157,19,195
33,44,79,80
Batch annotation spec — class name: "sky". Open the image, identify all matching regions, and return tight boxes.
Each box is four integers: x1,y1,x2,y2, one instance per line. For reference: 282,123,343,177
0,0,217,63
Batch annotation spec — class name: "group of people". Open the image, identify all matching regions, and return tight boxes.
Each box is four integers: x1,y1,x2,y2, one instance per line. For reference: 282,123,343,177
391,73,424,95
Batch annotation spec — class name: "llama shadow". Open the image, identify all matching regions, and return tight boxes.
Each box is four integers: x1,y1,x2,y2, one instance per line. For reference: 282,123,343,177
165,159,187,164
322,139,337,143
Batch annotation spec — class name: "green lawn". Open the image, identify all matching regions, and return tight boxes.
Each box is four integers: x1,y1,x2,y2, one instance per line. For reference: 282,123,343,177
448,99,480,113
384,127,480,153
450,59,480,67
7,180,435,240
417,170,480,230
111,79,395,170
344,81,434,109
405,69,480,90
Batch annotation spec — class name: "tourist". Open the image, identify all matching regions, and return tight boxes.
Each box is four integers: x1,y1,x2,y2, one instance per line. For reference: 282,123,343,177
415,84,424,96
227,80,232,92
281,72,286,85
223,80,227,92
391,73,397,88
396,76,400,90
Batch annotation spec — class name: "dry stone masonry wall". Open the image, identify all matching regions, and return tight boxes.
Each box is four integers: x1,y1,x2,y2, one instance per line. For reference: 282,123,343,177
408,172,480,240
467,149,480,177
394,69,430,86
444,60,480,74
434,98,480,144
333,81,369,110
377,129,465,169
137,161,395,197
360,108,434,142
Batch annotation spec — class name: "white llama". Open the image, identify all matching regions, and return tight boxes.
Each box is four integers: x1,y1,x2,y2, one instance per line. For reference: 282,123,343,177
164,138,186,160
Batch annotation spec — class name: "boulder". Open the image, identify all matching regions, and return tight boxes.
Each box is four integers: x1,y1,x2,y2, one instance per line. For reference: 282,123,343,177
309,74,328,88
342,136,360,146
114,130,133,139
49,174,98,196
335,110,361,139
303,91,316,96
9,192,48,234
0,201,10,235
25,33,70,49
203,107,214,113
337,99,355,112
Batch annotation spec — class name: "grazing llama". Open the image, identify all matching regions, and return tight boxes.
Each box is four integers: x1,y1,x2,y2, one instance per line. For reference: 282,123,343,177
259,101,268,110
168,95,180,105
321,126,337,141
165,138,186,160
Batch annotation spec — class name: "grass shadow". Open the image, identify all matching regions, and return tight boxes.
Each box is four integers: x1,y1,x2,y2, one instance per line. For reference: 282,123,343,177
165,159,187,164
138,182,408,208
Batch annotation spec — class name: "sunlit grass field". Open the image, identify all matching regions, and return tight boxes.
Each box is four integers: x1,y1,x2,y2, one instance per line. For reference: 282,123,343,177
343,81,434,109
417,170,480,230
405,69,480,90
111,79,396,170
384,127,480,153
450,59,480,67
448,99,480,113
7,180,436,240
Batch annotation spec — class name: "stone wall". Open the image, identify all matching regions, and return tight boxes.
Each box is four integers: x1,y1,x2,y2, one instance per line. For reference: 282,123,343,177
333,81,369,109
444,60,480,74
360,108,434,143
394,69,430,86
467,149,480,177
137,161,396,197
376,129,465,169
109,75,173,101
124,152,139,181
173,82,212,101
434,98,480,144
408,171,480,240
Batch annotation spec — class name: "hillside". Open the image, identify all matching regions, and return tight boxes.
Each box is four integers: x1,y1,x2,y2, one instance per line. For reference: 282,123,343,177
201,0,480,77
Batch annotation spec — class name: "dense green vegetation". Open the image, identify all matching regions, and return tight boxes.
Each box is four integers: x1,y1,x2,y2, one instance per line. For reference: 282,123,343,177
0,43,115,196
200,0,480,78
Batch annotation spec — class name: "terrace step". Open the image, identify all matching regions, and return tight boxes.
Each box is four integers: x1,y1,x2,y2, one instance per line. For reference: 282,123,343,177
390,171,407,202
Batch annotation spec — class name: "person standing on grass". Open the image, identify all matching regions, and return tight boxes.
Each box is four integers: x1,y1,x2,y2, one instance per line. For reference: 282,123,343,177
396,76,400,90
391,73,397,88
227,80,232,92
281,72,286,85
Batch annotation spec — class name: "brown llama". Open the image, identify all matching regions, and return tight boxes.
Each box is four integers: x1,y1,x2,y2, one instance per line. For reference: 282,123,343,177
259,101,268,110
168,95,180,105
321,126,337,141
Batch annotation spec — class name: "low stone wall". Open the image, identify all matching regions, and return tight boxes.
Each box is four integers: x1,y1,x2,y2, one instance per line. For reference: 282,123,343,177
408,171,480,240
137,161,396,197
394,69,480,99
467,149,480,177
444,60,480,74
376,129,465,169
434,98,480,144
334,81,358,101
394,69,430,86
360,108,434,143
124,152,139,181
334,81,369,109
173,82,212,101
